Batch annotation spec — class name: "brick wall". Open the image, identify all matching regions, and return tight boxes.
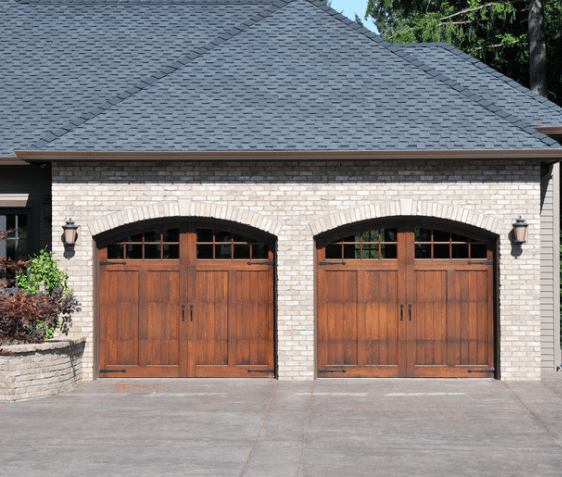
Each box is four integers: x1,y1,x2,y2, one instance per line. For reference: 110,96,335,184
51,160,542,381
0,337,85,401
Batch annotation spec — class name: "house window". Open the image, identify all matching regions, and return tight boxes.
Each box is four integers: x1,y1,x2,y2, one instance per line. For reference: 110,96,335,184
0,211,29,261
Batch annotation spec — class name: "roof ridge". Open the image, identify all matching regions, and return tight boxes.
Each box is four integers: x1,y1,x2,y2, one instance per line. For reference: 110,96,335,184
301,1,558,148
31,0,294,150
397,42,562,117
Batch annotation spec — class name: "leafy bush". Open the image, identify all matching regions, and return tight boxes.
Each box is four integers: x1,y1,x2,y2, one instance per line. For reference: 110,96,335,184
0,236,80,346
17,248,71,295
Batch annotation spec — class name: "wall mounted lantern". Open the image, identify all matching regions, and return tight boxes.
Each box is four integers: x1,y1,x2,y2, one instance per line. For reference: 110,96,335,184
62,218,79,251
512,216,528,244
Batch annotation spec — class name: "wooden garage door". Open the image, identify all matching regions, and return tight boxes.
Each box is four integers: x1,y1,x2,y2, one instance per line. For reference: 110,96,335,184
99,222,275,378
317,221,495,378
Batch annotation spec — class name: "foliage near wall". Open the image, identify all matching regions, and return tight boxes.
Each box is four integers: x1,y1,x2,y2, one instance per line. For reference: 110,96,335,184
0,231,80,346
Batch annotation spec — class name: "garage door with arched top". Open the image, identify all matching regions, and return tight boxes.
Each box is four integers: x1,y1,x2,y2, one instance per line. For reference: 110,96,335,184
317,219,496,378
98,220,275,378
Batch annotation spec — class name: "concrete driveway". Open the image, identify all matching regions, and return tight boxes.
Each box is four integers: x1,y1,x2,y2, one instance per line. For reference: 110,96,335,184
1,375,561,477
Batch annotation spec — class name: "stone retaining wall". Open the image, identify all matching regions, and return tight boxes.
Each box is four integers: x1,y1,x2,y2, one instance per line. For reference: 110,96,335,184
0,336,86,401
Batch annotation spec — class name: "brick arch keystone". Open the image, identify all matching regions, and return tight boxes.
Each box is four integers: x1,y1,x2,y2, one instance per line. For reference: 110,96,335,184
87,200,282,237
309,199,504,236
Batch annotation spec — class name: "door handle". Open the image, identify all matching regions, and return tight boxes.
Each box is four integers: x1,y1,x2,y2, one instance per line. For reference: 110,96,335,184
400,304,404,321
182,304,186,321
190,304,194,322
409,303,412,321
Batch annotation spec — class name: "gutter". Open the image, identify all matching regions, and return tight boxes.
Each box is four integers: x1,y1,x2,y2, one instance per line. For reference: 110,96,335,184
14,149,562,163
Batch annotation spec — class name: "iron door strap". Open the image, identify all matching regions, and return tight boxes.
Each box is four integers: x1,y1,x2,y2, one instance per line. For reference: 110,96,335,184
247,369,275,373
467,368,495,374
467,261,493,265
100,369,127,373
319,261,347,265
318,369,347,373
247,261,274,265
99,261,127,266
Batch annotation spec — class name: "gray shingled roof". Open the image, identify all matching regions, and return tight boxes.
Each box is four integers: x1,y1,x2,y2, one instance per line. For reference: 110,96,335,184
1,0,561,156
397,43,562,128
0,0,278,156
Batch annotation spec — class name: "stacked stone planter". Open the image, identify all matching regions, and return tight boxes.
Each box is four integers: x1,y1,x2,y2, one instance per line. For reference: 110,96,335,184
0,335,86,401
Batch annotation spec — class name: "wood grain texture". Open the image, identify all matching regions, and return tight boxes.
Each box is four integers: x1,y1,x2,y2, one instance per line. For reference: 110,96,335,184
99,223,275,378
318,224,494,378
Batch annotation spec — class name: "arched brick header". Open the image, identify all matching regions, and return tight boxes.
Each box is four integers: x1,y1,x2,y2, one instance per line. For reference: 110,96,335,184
309,199,505,236
87,200,282,237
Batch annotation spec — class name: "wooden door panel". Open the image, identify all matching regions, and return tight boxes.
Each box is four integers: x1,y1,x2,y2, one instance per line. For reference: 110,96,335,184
318,269,358,368
232,269,272,366
140,270,180,368
193,270,229,367
364,270,400,370
454,269,493,368
410,267,493,377
194,267,274,377
100,269,139,368
411,270,447,367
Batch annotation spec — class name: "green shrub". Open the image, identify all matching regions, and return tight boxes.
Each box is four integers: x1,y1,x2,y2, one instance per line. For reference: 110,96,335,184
17,248,71,296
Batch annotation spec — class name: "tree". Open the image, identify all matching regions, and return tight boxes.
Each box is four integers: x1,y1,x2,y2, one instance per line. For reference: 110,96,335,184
365,0,562,106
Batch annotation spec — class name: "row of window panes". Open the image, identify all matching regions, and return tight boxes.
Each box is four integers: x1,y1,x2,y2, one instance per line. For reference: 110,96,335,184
326,229,398,259
415,243,487,259
122,228,180,244
326,243,398,259
108,243,180,259
107,228,180,259
106,228,269,260
196,228,268,260
414,228,487,259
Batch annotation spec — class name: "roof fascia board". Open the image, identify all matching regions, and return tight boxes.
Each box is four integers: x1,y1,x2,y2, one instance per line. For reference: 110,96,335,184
15,149,562,162
0,157,30,166
534,126,562,136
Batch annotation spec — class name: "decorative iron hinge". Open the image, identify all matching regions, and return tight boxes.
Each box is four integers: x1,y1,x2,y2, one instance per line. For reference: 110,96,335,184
318,369,347,373
247,369,275,373
99,261,127,266
319,261,347,266
467,368,495,374
99,369,127,373
467,261,493,265
247,261,274,265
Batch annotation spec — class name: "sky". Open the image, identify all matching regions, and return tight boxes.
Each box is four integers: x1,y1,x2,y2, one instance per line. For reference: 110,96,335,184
328,0,378,33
